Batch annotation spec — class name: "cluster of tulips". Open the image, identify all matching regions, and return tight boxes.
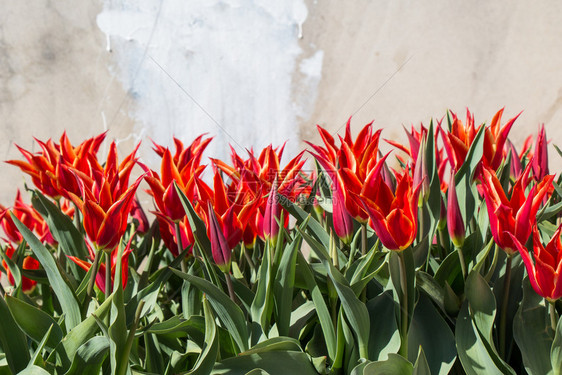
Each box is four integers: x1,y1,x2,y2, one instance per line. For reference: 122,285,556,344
0,109,561,374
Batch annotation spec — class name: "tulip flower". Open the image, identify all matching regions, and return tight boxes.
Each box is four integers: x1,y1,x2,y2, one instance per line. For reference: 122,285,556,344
532,124,549,181
308,119,383,223
447,172,465,248
7,132,106,199
206,204,232,272
359,154,421,251
512,226,562,301
479,164,554,254
441,109,519,172
213,144,307,246
145,136,211,223
67,142,144,252
331,174,354,244
130,197,149,234
2,245,40,293
262,181,282,243
0,190,69,246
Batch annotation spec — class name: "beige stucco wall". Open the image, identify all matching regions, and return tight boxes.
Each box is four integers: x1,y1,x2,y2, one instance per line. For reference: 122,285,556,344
1,1,562,206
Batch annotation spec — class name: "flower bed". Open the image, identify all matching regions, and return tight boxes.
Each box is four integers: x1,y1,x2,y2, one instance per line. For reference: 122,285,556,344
0,109,560,374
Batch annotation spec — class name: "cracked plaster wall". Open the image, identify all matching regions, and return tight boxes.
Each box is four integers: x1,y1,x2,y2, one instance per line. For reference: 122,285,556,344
1,1,562,206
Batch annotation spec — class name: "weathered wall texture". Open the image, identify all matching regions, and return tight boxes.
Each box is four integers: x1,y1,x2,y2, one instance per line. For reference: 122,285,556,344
1,1,562,205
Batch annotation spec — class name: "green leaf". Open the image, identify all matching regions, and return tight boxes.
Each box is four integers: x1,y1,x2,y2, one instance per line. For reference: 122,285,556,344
513,277,555,375
60,294,113,361
412,347,431,375
0,250,22,289
366,290,400,361
273,233,302,337
295,252,336,360
109,244,129,375
251,243,274,339
552,315,562,375
389,248,415,332
32,191,89,260
0,296,29,374
348,241,385,295
171,270,249,352
10,213,81,330
17,365,51,375
186,298,218,375
241,337,302,356
28,324,53,368
454,124,485,226
145,334,166,375
300,229,370,359
279,195,329,248
125,246,190,323
212,351,319,375
245,370,271,375
6,296,64,351
407,294,456,375
455,272,516,375
175,184,221,286
362,353,413,375
65,336,109,375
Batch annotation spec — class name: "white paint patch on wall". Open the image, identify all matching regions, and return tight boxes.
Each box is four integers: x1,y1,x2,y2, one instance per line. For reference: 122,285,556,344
97,0,322,167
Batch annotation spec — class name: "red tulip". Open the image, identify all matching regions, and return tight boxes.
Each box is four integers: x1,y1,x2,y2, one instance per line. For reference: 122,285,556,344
441,109,519,171
512,226,562,301
447,172,465,248
359,155,421,251
262,181,282,243
479,164,553,254
0,190,62,246
532,124,549,181
67,142,144,252
2,245,40,293
145,136,211,222
7,132,106,199
331,174,354,244
308,119,383,223
213,144,307,245
206,204,232,271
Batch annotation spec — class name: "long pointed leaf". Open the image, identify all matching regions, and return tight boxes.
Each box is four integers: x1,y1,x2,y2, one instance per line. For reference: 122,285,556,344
0,295,30,373
11,213,81,330
171,269,249,352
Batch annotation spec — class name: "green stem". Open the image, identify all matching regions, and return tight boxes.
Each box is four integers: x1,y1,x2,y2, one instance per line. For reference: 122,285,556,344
242,244,256,272
87,250,102,298
361,223,367,256
105,252,112,298
550,300,558,332
360,224,368,302
499,255,512,360
175,222,187,273
457,246,467,279
438,228,450,257
418,206,425,243
331,311,345,375
398,251,409,359
225,272,237,304
118,300,145,375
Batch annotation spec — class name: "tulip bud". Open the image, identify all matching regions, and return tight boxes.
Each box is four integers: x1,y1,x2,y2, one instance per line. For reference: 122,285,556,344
447,172,465,248
207,204,231,273
413,137,430,207
332,176,354,244
532,124,548,181
263,181,282,244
